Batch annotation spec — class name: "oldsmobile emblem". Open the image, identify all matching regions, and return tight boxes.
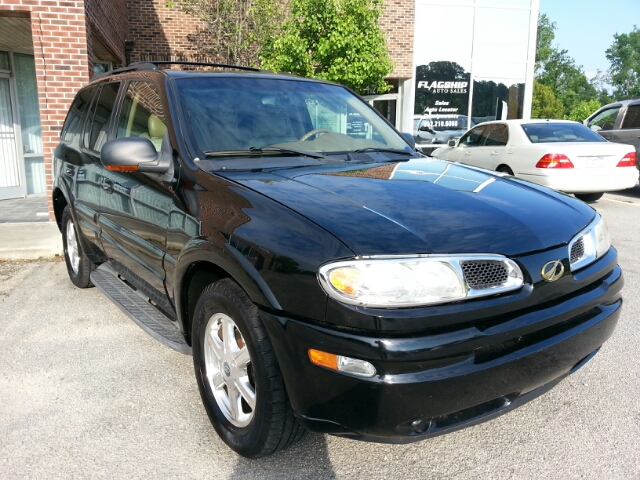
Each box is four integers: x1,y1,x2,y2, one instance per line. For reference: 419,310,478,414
541,260,564,282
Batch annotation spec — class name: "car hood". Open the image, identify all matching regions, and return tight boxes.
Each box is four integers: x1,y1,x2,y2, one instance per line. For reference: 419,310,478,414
218,158,595,256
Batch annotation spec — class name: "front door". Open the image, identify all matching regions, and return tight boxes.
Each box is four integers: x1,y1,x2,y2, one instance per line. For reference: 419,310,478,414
0,73,25,199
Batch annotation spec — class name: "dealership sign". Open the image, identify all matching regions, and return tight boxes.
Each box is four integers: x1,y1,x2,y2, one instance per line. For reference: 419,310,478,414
417,81,468,94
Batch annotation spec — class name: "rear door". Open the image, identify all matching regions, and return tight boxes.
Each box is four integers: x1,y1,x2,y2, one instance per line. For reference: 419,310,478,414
612,103,640,162
98,80,176,317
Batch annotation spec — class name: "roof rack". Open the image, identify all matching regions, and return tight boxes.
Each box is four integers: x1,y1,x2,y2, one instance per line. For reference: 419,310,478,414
91,61,266,82
131,61,263,72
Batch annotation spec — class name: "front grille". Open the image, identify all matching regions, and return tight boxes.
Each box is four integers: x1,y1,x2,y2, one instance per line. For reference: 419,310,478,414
460,260,509,289
570,237,585,264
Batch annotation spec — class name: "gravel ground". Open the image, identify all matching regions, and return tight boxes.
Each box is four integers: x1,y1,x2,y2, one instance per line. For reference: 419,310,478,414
0,188,639,480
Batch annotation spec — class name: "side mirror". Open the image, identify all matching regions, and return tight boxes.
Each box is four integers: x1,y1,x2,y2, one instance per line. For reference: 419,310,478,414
419,125,436,134
589,125,602,132
400,132,416,149
101,137,171,174
448,139,457,147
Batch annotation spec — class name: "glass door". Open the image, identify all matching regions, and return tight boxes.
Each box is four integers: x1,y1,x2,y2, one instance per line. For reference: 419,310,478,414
0,71,26,200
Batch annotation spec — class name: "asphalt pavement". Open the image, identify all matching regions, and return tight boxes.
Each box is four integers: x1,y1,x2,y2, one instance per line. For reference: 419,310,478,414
0,188,639,479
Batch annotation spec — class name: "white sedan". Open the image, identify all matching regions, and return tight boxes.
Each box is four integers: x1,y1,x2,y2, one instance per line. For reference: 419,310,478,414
431,119,638,202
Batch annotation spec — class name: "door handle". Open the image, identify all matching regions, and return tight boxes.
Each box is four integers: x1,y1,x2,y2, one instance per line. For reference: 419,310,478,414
102,179,114,194
490,151,499,156
465,151,472,155
65,166,75,176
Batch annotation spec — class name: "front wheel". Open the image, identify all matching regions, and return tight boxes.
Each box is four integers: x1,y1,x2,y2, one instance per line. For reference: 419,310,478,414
575,192,604,203
62,206,93,288
192,279,305,458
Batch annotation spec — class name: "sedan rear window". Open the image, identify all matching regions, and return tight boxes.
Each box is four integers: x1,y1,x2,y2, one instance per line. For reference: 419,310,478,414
521,123,605,143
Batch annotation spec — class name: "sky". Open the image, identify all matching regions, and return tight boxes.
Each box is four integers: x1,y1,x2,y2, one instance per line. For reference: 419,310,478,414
539,0,640,80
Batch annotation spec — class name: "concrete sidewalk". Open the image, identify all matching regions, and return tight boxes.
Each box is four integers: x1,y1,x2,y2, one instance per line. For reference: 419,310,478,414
0,222,63,260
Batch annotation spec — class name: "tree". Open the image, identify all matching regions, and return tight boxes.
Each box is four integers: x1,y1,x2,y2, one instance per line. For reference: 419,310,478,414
259,0,393,94
565,99,601,122
533,13,597,118
166,0,283,66
535,13,556,75
605,26,640,98
531,80,564,119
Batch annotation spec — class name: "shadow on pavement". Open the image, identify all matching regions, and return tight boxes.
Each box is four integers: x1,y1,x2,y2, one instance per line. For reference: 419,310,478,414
230,433,335,479
608,185,640,200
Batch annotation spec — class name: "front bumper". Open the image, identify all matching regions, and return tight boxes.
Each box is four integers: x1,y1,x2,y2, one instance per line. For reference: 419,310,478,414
260,255,623,442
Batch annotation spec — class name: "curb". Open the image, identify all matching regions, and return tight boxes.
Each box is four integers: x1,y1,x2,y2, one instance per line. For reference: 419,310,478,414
0,222,63,261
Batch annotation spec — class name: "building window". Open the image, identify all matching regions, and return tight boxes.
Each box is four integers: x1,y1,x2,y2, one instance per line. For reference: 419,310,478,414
93,61,112,76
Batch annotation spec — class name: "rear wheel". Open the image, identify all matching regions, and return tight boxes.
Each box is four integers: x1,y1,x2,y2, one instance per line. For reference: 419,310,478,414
496,165,514,175
575,192,604,203
62,206,93,288
192,278,305,458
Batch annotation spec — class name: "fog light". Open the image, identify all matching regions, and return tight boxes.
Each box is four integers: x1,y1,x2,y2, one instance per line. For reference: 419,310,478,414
308,349,377,378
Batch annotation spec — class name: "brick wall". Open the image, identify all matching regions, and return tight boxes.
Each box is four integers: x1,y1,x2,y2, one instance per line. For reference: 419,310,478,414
1,3,90,219
85,0,128,68
379,0,415,79
126,0,203,63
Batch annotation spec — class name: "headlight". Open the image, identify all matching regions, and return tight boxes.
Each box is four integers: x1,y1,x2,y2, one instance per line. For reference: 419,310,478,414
318,255,524,308
568,215,611,271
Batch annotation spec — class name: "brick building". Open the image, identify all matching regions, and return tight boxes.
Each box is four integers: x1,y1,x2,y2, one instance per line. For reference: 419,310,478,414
0,0,539,217
0,0,415,215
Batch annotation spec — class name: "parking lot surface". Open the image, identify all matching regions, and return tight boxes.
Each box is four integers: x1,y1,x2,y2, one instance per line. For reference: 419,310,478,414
1,188,639,479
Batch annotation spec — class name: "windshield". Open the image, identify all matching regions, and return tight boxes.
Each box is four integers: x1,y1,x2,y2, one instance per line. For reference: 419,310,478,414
176,76,411,156
521,123,606,143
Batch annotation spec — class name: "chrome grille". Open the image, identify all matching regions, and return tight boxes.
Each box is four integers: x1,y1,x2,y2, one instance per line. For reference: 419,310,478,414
570,237,585,264
460,260,509,289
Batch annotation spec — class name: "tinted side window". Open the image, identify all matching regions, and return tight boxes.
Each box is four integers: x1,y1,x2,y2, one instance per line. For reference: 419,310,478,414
587,107,620,131
61,87,97,144
459,126,485,147
117,81,166,152
483,124,508,146
84,82,120,152
621,105,640,129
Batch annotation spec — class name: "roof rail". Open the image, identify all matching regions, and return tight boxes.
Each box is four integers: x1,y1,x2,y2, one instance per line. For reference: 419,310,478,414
130,61,263,72
90,61,265,82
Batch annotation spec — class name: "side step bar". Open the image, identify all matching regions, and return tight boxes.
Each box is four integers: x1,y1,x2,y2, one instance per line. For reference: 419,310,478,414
90,263,191,355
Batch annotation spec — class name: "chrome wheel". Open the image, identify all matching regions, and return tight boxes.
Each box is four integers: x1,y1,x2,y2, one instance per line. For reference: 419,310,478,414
204,312,256,428
66,219,80,274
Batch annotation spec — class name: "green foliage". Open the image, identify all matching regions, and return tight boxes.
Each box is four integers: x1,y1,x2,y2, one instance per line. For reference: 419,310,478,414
533,14,597,118
565,99,601,122
531,80,564,119
166,0,283,66
606,26,640,98
535,14,555,75
259,0,393,94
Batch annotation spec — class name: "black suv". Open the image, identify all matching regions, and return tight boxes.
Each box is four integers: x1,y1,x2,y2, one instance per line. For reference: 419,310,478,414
52,62,623,458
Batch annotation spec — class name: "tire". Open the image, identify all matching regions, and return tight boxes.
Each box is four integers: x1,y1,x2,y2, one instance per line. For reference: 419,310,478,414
62,206,93,288
574,192,604,203
496,165,514,175
192,278,305,458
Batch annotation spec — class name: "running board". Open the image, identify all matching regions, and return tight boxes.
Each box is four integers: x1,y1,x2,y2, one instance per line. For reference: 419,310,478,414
90,264,191,355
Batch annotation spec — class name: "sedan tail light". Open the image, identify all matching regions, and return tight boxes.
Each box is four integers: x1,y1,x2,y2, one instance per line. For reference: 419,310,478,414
536,154,574,169
616,152,637,167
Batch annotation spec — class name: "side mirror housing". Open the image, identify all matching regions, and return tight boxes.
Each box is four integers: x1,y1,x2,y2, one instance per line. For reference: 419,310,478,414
400,132,416,149
419,125,436,134
448,139,457,147
101,137,171,174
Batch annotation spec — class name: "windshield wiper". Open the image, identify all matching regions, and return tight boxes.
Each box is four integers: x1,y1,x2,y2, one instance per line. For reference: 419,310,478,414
203,147,325,159
352,147,415,156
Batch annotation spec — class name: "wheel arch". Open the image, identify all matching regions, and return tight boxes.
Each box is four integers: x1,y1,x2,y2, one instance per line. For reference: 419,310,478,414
52,187,69,231
174,244,280,344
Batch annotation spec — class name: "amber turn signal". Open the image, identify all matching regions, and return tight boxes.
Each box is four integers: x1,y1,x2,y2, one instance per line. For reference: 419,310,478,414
308,349,339,370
